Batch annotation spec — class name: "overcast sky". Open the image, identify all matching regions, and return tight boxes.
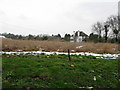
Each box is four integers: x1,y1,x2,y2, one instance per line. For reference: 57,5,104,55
0,0,119,36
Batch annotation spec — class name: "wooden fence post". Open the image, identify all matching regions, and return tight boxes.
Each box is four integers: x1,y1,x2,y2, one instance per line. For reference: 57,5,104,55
68,49,71,61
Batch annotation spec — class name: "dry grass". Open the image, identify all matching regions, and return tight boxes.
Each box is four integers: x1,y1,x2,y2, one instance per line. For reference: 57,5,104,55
2,38,119,54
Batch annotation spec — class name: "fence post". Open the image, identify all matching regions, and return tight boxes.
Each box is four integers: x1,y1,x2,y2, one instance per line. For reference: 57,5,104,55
68,49,71,61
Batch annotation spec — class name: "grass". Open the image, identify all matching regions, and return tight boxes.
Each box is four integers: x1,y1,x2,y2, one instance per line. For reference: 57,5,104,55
2,53,119,89
2,38,119,54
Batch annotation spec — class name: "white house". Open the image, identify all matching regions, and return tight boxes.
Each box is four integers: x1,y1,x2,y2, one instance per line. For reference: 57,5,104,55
70,30,88,42
0,35,5,38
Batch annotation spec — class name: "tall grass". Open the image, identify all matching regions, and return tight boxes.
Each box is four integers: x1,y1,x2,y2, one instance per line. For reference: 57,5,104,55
2,38,119,54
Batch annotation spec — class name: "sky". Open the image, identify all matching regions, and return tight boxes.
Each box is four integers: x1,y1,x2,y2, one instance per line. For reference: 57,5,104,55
0,0,119,36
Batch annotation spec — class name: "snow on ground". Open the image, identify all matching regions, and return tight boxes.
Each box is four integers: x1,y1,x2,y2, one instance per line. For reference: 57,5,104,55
76,46,84,49
1,51,120,59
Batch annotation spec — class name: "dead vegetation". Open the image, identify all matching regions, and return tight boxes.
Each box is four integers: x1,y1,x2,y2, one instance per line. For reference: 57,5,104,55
2,38,119,54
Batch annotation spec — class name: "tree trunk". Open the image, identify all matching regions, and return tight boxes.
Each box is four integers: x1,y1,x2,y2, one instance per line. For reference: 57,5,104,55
115,34,118,43
105,31,108,42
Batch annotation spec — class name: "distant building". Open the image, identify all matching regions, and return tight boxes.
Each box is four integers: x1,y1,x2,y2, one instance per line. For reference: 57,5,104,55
70,30,88,42
0,35,5,38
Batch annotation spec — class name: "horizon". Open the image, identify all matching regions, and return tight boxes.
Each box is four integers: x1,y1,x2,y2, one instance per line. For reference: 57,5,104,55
0,30,89,38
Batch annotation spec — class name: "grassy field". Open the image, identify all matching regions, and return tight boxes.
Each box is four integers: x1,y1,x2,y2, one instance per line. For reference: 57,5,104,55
2,53,119,89
2,38,119,54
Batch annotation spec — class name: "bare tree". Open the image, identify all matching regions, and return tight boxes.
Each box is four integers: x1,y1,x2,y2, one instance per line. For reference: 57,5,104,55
107,15,119,42
92,22,104,42
104,21,110,42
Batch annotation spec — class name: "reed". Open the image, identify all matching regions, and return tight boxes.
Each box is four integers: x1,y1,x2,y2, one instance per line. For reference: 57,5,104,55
2,38,119,54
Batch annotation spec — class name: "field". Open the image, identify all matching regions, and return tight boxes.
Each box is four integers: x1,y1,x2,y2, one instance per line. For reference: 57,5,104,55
2,38,120,89
2,38,119,54
2,53,119,89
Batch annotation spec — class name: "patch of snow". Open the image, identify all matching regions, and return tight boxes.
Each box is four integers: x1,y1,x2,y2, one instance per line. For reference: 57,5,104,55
57,49,63,52
16,49,23,52
71,50,75,52
93,76,96,81
87,87,93,89
76,46,83,49
39,48,45,52
2,51,120,59
112,48,116,50
79,86,93,89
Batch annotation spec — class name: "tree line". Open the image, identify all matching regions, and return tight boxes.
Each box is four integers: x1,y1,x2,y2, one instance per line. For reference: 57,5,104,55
0,33,62,41
0,33,74,41
0,32,87,42
90,15,120,43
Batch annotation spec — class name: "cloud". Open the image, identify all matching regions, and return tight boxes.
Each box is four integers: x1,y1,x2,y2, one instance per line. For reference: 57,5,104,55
19,14,28,20
0,10,6,16
0,0,118,36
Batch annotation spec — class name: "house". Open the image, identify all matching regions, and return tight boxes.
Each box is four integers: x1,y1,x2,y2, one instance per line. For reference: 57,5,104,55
70,30,88,42
0,35,6,38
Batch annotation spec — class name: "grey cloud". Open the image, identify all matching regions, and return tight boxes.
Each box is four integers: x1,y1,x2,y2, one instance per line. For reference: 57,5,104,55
0,10,6,16
19,14,28,20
